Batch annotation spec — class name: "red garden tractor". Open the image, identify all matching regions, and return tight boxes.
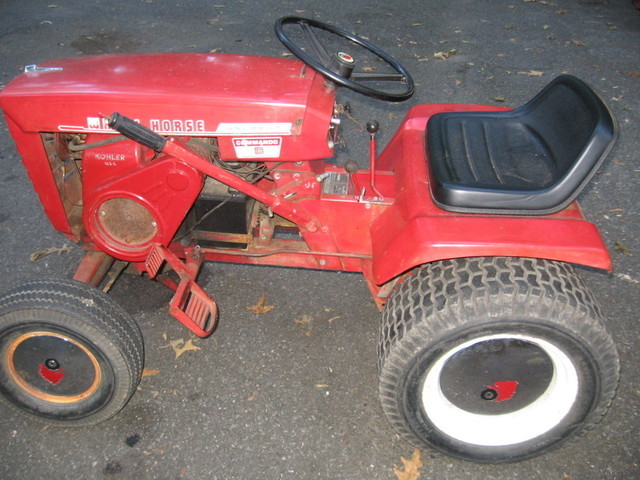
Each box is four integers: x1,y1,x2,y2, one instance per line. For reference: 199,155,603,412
0,17,620,463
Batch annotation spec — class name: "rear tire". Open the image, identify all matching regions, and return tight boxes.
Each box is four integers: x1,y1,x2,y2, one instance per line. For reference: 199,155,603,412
0,279,143,425
378,257,619,463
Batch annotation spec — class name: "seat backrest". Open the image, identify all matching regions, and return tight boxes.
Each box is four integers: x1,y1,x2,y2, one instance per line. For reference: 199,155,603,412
517,75,617,190
426,75,618,214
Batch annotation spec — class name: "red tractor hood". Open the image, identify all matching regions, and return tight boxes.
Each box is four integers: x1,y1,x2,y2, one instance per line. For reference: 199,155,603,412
0,53,334,155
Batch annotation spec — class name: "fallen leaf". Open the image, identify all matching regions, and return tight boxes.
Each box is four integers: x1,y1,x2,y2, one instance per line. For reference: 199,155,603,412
394,449,423,480
327,315,341,323
142,368,161,378
517,70,544,76
493,96,506,102
247,296,275,315
30,244,74,262
614,242,632,255
294,314,314,336
571,40,586,46
177,339,200,359
162,338,201,359
294,314,313,326
433,49,457,60
362,66,377,72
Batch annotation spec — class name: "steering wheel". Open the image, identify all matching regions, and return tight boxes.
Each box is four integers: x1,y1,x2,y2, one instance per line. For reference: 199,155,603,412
275,17,414,102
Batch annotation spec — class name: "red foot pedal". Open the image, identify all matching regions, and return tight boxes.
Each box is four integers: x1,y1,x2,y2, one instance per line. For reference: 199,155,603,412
145,244,166,278
170,277,219,337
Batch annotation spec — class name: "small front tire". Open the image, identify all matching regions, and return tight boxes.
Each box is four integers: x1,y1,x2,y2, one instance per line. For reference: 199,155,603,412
0,279,144,425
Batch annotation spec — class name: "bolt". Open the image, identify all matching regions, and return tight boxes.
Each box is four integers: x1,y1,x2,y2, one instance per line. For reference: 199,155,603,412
319,259,327,266
45,358,60,370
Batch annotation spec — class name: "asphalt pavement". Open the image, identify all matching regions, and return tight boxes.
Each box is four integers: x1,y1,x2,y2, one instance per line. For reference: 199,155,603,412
0,1,638,479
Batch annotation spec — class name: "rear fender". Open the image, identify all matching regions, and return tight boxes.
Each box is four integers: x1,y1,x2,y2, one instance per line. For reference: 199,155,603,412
370,199,612,287
370,102,612,287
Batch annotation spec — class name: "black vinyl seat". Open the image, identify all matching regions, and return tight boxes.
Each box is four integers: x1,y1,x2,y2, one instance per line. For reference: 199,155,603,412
426,75,618,214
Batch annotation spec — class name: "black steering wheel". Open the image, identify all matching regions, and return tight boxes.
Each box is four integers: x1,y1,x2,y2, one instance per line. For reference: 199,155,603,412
275,16,414,102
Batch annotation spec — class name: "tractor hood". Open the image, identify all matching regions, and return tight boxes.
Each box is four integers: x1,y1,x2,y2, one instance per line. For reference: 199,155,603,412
0,53,336,159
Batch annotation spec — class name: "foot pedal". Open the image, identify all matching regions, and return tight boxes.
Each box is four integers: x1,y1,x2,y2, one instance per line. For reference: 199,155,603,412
144,244,218,337
145,244,166,278
169,277,218,337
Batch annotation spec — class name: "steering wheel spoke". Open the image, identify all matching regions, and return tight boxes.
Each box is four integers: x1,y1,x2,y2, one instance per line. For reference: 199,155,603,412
351,72,408,83
275,16,414,102
299,19,332,67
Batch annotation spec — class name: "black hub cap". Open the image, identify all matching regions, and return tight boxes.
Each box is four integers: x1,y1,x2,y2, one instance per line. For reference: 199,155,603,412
439,338,554,414
6,331,101,402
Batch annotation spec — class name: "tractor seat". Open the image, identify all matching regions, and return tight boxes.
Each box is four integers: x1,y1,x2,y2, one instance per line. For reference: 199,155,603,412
426,75,617,214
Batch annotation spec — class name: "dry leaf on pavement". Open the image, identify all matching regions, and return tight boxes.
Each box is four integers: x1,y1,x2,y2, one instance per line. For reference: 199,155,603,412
433,49,457,60
30,244,74,262
162,338,201,359
517,70,544,76
142,368,161,378
394,449,423,480
247,296,275,314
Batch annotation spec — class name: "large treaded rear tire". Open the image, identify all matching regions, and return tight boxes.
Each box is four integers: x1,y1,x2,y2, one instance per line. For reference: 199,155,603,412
378,257,619,463
0,279,143,425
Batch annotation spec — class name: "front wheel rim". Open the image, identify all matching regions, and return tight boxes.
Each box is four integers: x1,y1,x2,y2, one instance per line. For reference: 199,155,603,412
421,333,579,447
5,330,102,404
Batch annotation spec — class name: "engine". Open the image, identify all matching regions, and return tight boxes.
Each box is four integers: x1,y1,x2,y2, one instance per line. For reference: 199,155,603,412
0,53,337,262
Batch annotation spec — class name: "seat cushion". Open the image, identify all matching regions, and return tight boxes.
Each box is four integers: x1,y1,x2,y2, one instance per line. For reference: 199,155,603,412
426,75,617,214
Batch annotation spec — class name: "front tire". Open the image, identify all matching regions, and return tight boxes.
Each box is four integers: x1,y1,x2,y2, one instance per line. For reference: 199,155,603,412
378,257,619,463
0,279,143,425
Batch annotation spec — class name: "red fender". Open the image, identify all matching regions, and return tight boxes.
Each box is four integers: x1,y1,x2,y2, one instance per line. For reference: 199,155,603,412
370,104,612,286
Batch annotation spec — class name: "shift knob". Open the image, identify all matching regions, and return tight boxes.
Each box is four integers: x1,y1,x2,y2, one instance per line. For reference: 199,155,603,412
366,120,380,135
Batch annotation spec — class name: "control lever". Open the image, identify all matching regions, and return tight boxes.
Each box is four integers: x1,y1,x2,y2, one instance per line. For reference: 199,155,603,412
366,120,383,197
107,113,166,152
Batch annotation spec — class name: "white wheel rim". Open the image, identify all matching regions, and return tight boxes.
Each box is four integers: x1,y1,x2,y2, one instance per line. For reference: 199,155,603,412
421,333,579,447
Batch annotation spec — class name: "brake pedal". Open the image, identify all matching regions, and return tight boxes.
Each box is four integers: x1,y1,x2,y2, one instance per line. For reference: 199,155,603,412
144,244,218,337
170,278,218,337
